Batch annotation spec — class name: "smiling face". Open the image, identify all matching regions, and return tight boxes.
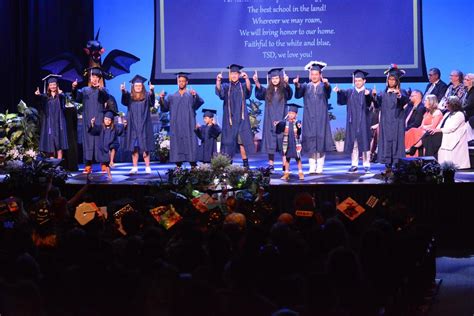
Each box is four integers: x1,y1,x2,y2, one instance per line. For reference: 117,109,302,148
309,70,321,83
450,71,461,85
271,76,281,86
133,82,144,93
178,76,188,89
464,75,473,89
287,111,297,120
354,77,365,89
103,117,112,126
387,76,398,88
409,91,422,105
229,71,240,83
428,70,439,84
48,82,58,93
90,74,100,87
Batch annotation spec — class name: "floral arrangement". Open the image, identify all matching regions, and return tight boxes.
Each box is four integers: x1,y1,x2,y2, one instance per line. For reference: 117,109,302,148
153,130,171,162
333,127,345,142
388,158,444,184
0,100,40,168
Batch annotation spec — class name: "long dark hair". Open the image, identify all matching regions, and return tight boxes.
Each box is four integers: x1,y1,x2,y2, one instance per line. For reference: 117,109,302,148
265,79,287,105
385,75,401,91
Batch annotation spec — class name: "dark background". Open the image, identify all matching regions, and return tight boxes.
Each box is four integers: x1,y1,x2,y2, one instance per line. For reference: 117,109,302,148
0,0,93,113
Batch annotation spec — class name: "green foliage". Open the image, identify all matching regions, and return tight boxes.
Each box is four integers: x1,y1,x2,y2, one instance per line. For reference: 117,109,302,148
333,127,345,141
246,99,262,135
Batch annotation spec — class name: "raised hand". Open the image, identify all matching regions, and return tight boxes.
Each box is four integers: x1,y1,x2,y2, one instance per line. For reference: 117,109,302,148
253,70,259,83
365,89,370,95
72,79,78,89
322,77,329,85
333,84,339,92
190,89,197,96
283,73,289,84
120,82,126,91
216,72,223,81
91,117,96,125
35,87,40,95
372,85,377,95
159,90,166,98
293,75,300,84
149,82,154,91
241,71,249,80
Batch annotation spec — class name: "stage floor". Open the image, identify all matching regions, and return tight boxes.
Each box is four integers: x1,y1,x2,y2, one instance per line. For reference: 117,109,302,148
66,152,474,185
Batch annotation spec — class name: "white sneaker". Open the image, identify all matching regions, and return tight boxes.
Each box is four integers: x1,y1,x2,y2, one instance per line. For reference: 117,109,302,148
129,167,138,174
145,167,152,174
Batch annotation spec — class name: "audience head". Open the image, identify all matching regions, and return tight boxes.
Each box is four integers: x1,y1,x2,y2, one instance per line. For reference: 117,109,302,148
446,96,463,112
224,212,246,230
428,67,441,83
277,212,294,225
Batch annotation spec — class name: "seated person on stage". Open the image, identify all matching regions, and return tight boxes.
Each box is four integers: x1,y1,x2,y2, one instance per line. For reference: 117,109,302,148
462,74,474,143
425,96,470,169
404,89,426,131
423,67,448,102
195,109,222,164
88,110,127,179
438,70,465,112
275,104,304,181
406,94,443,157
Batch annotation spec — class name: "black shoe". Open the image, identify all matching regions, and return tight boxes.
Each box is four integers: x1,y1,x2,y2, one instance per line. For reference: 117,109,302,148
364,167,371,173
370,153,378,163
347,166,358,173
406,146,417,156
242,159,249,169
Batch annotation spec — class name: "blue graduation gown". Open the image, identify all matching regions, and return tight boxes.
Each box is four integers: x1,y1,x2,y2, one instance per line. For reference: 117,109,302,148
255,84,293,154
294,82,333,153
88,123,125,163
160,91,204,162
72,87,109,161
121,91,155,153
337,89,372,153
216,81,255,158
195,124,221,162
374,90,409,164
275,120,302,159
36,93,68,152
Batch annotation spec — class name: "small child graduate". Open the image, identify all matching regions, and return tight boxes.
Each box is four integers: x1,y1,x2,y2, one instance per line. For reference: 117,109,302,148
88,109,127,179
195,108,222,163
275,103,304,181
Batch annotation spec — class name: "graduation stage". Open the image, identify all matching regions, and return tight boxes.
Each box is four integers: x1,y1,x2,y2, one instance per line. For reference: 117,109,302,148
55,152,474,248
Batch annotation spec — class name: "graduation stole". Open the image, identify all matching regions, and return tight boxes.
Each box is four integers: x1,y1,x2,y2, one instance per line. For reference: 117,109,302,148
227,82,245,126
282,120,302,158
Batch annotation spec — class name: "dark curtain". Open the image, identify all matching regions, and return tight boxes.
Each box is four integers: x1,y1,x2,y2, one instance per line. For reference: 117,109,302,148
0,0,93,170
0,0,93,113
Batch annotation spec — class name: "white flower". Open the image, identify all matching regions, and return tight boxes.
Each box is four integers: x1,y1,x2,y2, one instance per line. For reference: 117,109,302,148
24,149,37,158
160,139,170,149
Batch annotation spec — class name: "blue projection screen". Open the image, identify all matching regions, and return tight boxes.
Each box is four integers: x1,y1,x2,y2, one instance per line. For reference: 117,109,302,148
152,0,426,83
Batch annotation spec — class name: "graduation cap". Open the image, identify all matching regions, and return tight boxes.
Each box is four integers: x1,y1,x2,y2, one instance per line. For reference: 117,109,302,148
202,108,217,118
287,103,302,113
227,64,244,73
74,202,99,226
41,74,62,93
102,109,119,119
384,64,406,79
268,68,284,77
304,60,327,72
175,72,191,80
129,74,147,84
87,66,103,77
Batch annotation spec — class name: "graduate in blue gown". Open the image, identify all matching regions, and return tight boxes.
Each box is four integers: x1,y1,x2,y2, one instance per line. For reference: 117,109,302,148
215,64,254,168
372,65,410,172
71,67,109,173
34,74,68,159
275,104,304,181
334,70,373,173
195,109,222,163
121,75,155,174
294,61,333,174
253,67,293,170
88,109,126,179
159,72,204,168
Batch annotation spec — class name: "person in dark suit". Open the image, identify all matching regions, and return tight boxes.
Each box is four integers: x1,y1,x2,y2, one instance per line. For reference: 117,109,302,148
423,68,448,102
405,89,426,130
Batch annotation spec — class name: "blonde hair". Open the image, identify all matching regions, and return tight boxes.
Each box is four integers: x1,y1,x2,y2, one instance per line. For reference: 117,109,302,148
425,94,438,113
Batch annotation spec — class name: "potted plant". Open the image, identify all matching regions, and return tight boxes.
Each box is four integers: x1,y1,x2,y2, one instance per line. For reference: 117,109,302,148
440,161,457,183
333,127,345,152
154,131,170,163
246,99,262,152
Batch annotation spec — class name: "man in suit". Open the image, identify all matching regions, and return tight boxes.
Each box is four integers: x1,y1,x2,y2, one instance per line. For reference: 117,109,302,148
424,67,448,102
405,89,426,130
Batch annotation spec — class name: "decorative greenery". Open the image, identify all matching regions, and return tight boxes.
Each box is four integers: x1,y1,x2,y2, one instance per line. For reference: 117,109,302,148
0,101,40,167
65,93,83,114
333,127,345,142
246,99,262,136
390,158,444,184
210,153,232,172
328,103,336,121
